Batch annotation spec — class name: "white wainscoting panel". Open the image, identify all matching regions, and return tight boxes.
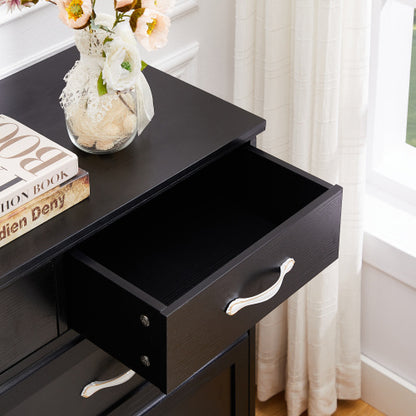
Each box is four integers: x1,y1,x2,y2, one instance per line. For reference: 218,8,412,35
154,42,199,84
0,3,73,80
170,0,199,21
0,0,201,80
0,0,235,103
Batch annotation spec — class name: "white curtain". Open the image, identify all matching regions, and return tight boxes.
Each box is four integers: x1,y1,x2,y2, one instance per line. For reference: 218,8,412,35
234,1,371,415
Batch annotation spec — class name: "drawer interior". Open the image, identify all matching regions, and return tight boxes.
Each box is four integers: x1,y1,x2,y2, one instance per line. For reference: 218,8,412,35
79,145,327,306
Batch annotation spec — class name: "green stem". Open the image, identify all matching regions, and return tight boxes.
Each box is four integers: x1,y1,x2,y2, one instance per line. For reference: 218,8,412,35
113,11,127,29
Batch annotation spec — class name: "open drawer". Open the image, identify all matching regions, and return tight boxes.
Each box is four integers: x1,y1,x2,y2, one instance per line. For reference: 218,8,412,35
65,144,342,393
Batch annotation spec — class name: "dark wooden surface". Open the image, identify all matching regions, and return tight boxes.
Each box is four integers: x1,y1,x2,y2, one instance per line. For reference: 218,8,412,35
0,262,57,374
66,145,342,392
0,47,265,287
0,46,343,415
109,333,251,416
0,338,146,416
166,178,341,391
0,46,267,415
66,250,167,390
0,332,253,416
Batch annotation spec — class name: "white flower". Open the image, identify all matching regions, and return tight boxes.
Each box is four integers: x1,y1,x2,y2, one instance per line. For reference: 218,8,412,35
102,24,141,91
131,8,170,51
141,0,175,13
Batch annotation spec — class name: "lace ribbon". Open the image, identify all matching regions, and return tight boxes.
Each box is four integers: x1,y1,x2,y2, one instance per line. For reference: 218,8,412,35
60,14,154,136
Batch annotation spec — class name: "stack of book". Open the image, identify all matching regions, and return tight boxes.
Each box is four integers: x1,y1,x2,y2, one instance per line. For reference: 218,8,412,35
0,114,90,248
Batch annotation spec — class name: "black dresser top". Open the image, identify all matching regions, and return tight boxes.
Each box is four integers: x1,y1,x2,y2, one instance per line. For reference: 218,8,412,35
0,47,265,285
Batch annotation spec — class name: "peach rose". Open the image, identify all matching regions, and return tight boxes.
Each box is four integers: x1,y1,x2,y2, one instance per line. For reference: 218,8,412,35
141,0,175,13
114,0,136,12
130,8,170,51
57,0,92,30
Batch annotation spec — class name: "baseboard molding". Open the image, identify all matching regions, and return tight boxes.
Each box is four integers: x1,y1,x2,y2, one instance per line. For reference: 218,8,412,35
361,354,416,416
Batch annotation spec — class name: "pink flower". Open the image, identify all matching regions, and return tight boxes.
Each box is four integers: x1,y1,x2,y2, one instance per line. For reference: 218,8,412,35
130,8,170,51
141,0,175,13
20,0,39,7
0,0,23,12
114,0,136,12
57,0,92,29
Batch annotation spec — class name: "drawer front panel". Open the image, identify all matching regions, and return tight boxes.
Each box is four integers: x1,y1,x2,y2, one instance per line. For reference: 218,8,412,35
166,188,342,390
0,263,58,374
107,333,251,416
66,186,341,393
0,339,145,416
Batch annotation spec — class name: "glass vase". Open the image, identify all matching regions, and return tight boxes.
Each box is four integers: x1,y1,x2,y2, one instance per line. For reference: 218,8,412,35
65,87,139,154
60,14,154,154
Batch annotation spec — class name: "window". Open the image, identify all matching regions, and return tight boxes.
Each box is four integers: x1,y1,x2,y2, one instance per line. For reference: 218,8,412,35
407,10,416,148
368,0,416,210
364,0,416,287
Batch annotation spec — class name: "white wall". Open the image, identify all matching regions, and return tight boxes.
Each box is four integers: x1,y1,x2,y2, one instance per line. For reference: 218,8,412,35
0,0,236,102
0,3,73,79
363,2,416,413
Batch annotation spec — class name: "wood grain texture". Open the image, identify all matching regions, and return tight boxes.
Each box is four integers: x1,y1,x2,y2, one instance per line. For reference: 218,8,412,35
0,339,146,416
255,392,385,416
0,263,57,374
66,145,342,393
66,251,166,391
0,46,343,415
110,334,251,416
0,47,265,287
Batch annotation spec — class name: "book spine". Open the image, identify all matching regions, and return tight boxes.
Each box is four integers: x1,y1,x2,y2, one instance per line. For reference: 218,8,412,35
0,158,79,217
0,170,90,248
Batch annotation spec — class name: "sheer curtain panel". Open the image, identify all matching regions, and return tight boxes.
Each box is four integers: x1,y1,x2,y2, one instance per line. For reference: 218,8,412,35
234,1,371,415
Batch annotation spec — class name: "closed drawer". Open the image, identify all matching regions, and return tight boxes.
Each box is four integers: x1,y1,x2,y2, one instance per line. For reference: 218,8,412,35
108,333,251,416
0,263,58,374
0,338,145,416
65,144,342,393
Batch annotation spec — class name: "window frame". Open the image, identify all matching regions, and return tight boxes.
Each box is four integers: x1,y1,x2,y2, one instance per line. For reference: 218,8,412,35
367,0,416,211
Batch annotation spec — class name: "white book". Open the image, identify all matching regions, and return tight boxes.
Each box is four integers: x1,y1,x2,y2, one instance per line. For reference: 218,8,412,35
0,114,78,217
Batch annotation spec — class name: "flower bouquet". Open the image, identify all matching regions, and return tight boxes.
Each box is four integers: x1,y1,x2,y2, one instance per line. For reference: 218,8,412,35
0,0,174,153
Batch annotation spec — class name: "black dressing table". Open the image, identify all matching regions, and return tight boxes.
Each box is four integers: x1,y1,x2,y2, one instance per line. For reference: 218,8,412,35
0,48,342,415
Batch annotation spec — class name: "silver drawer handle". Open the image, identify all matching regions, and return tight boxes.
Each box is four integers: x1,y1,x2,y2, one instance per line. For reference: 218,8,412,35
225,258,295,316
81,369,136,398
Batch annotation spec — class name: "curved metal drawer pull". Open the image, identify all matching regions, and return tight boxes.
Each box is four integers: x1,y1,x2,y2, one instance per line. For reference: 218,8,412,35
225,258,295,316
81,369,136,398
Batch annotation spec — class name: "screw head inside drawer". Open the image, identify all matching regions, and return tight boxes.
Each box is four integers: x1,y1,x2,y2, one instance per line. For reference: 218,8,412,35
140,355,150,367
140,314,150,327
